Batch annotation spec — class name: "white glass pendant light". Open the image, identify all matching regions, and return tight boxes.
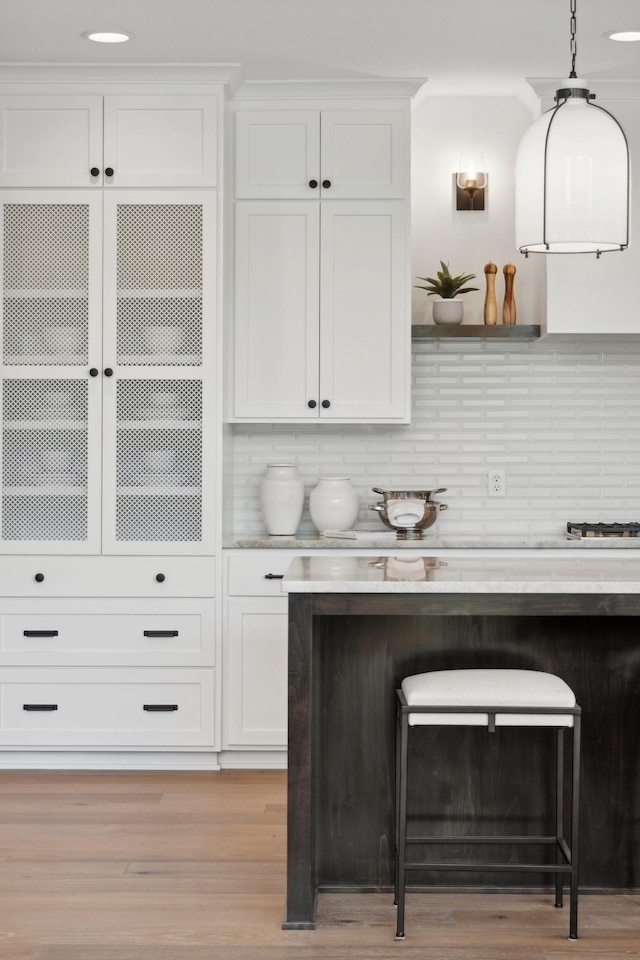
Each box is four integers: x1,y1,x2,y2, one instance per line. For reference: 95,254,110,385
515,0,630,257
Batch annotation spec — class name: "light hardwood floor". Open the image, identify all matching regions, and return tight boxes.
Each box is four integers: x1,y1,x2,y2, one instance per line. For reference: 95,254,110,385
0,769,638,959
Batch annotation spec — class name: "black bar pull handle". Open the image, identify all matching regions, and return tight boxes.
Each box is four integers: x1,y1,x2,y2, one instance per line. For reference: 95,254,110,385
143,704,179,712
23,630,59,638
264,573,284,580
143,630,179,638
23,704,58,711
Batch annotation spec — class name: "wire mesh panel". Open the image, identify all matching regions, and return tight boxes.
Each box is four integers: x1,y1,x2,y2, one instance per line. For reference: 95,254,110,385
115,204,203,366
2,379,88,541
115,379,202,542
2,203,89,365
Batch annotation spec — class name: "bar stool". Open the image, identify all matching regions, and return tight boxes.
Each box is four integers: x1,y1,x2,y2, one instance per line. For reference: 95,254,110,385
395,668,581,940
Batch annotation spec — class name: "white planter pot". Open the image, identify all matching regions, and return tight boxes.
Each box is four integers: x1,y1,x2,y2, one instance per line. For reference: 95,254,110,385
432,299,464,325
309,477,359,532
260,464,304,536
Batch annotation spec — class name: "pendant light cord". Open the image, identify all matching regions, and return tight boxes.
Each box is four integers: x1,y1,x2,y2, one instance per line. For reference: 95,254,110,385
569,0,577,79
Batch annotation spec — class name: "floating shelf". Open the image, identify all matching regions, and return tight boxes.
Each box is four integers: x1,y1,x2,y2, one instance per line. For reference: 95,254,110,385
412,324,540,340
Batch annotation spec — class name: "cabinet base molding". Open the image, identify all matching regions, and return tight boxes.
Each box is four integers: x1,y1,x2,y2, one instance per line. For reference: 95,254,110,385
219,749,287,770
0,749,222,771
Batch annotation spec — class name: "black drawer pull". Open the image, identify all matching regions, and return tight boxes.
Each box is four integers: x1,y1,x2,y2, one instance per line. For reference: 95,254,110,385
264,573,284,580
23,630,59,638
143,704,178,712
23,704,58,711
34,573,45,583
144,630,179,638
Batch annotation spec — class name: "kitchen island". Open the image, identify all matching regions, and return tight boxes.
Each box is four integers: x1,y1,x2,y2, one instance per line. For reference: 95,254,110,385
282,554,640,929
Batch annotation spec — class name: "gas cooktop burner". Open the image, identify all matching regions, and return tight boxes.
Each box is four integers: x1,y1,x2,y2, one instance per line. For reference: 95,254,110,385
567,522,640,539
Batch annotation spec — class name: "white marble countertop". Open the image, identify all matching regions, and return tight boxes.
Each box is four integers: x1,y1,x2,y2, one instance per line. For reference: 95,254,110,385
282,554,640,593
224,534,640,550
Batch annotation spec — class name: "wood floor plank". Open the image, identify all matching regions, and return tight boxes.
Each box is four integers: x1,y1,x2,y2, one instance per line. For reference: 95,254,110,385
0,770,636,959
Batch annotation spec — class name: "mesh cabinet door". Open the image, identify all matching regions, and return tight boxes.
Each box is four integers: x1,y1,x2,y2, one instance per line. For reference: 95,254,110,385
0,193,102,553
101,192,216,555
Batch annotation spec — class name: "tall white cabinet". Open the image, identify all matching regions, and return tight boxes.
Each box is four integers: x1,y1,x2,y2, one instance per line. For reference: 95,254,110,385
0,189,216,554
231,103,411,422
0,76,224,768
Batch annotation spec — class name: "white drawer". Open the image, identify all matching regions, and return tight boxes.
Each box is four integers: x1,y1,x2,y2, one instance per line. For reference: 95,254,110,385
0,556,215,598
227,554,293,596
0,599,215,666
0,667,214,747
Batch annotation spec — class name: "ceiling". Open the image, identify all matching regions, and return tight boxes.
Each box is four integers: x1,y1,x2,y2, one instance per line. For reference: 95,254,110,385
3,0,640,96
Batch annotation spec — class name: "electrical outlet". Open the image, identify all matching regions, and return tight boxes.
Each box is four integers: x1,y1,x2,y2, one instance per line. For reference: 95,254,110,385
488,467,506,497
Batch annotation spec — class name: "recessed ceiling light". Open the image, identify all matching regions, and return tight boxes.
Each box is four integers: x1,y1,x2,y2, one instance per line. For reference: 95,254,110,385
606,30,640,42
82,31,133,44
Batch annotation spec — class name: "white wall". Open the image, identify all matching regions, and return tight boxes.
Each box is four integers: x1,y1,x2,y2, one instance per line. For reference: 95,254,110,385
410,95,540,326
228,94,640,539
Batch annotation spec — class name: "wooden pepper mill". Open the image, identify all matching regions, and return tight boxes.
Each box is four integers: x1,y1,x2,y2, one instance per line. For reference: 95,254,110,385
503,263,517,325
483,263,497,325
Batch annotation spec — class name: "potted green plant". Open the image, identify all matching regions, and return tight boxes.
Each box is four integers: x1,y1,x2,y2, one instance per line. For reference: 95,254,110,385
415,261,478,325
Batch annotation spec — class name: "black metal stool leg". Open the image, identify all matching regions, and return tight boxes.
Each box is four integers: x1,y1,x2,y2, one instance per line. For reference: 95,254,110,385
569,715,581,940
555,727,564,908
394,699,401,906
395,709,408,940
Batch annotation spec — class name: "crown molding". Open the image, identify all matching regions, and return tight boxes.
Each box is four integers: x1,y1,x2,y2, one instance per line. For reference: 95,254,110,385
0,63,245,93
526,77,640,104
232,78,428,101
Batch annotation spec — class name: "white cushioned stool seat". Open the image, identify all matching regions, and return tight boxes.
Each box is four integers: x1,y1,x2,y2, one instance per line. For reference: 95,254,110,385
402,668,577,727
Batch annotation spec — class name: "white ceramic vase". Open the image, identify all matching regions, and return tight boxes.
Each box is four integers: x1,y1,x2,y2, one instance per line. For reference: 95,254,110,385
432,299,464,325
309,477,359,532
260,463,304,536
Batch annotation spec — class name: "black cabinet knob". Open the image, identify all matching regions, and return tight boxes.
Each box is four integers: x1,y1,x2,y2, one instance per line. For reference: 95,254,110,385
34,573,45,583
104,368,114,377
321,399,331,409
104,167,114,177
308,179,318,189
89,368,99,377
322,180,331,189
156,573,165,583
307,399,317,409
90,167,100,177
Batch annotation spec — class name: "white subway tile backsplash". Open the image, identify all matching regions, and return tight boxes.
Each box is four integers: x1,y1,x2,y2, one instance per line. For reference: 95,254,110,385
229,340,640,538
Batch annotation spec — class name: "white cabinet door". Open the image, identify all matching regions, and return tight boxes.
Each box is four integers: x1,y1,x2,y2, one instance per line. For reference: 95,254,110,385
232,199,409,422
101,191,217,555
0,95,218,188
0,96,103,187
320,111,408,199
224,597,288,748
235,110,319,199
0,191,103,553
319,200,409,420
103,96,218,187
235,109,407,199
233,201,320,419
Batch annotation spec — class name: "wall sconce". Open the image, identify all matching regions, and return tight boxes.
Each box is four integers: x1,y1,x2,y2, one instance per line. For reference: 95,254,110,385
455,151,487,210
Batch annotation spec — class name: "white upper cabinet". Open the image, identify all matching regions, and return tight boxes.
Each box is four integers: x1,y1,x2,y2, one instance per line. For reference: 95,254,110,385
235,109,408,199
0,95,218,188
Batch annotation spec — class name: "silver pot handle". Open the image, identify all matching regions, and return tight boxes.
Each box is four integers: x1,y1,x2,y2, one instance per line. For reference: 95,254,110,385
369,503,385,513
439,503,448,511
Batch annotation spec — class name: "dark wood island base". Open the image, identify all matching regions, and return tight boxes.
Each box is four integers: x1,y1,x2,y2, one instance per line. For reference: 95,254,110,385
284,589,640,929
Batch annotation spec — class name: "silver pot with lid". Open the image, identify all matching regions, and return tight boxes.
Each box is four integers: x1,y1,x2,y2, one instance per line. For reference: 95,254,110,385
369,486,448,540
